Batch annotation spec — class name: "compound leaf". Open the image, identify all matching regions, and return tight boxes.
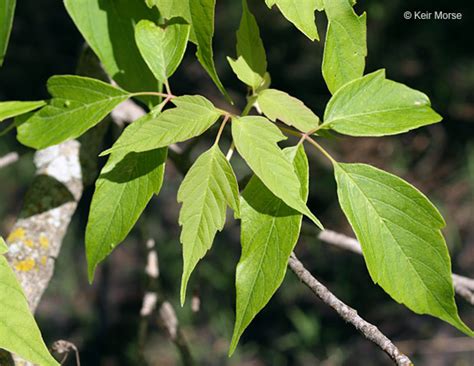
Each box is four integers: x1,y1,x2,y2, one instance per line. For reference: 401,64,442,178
178,145,240,304
0,238,59,365
0,101,45,122
322,0,367,94
64,0,159,93
265,0,320,41
102,95,221,156
335,163,473,336
190,0,230,101
17,75,129,149
135,19,190,84
257,89,319,133
230,145,308,355
0,0,15,66
232,116,322,228
227,0,267,90
324,70,442,136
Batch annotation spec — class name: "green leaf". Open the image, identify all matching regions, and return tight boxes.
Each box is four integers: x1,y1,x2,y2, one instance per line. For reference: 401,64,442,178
0,238,7,253
178,145,240,304
150,0,196,43
0,238,59,365
322,0,367,94
0,0,15,66
135,19,190,84
230,145,308,355
232,116,323,228
102,95,221,156
190,0,230,101
257,89,319,133
323,70,443,136
145,0,155,7
17,75,129,149
334,163,473,336
265,0,320,41
227,0,267,90
0,101,45,122
86,145,167,281
64,0,159,93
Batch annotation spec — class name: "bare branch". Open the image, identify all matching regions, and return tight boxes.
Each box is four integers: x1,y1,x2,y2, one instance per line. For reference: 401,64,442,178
0,152,19,169
288,253,413,366
318,230,362,255
318,230,474,306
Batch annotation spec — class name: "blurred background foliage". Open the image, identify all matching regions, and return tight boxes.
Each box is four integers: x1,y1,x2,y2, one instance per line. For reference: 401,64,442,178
0,0,473,365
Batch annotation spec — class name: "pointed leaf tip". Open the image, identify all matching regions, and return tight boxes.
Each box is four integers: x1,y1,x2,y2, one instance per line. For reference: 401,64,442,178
178,145,240,304
335,162,473,336
230,145,310,353
232,116,323,228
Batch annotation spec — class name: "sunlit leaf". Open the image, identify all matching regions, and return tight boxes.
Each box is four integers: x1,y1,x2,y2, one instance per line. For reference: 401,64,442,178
64,0,159,93
0,101,45,122
335,163,473,336
0,0,15,66
86,142,167,281
227,0,267,90
232,116,323,228
135,19,190,83
190,0,230,100
0,238,59,365
230,145,308,354
102,95,222,156
257,89,319,133
265,0,320,41
178,145,240,304
17,76,129,149
323,70,442,136
148,0,197,42
322,0,367,94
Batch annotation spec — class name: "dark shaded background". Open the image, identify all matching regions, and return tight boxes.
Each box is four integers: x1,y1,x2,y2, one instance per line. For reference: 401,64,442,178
0,0,473,365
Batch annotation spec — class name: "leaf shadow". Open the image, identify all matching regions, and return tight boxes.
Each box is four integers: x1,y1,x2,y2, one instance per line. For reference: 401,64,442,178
97,0,159,94
101,149,167,184
19,175,76,218
242,177,298,218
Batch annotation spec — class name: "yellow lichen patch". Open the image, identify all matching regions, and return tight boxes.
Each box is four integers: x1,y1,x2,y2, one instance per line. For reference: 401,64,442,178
25,239,35,248
39,234,49,249
7,227,26,242
40,256,48,266
14,258,36,272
